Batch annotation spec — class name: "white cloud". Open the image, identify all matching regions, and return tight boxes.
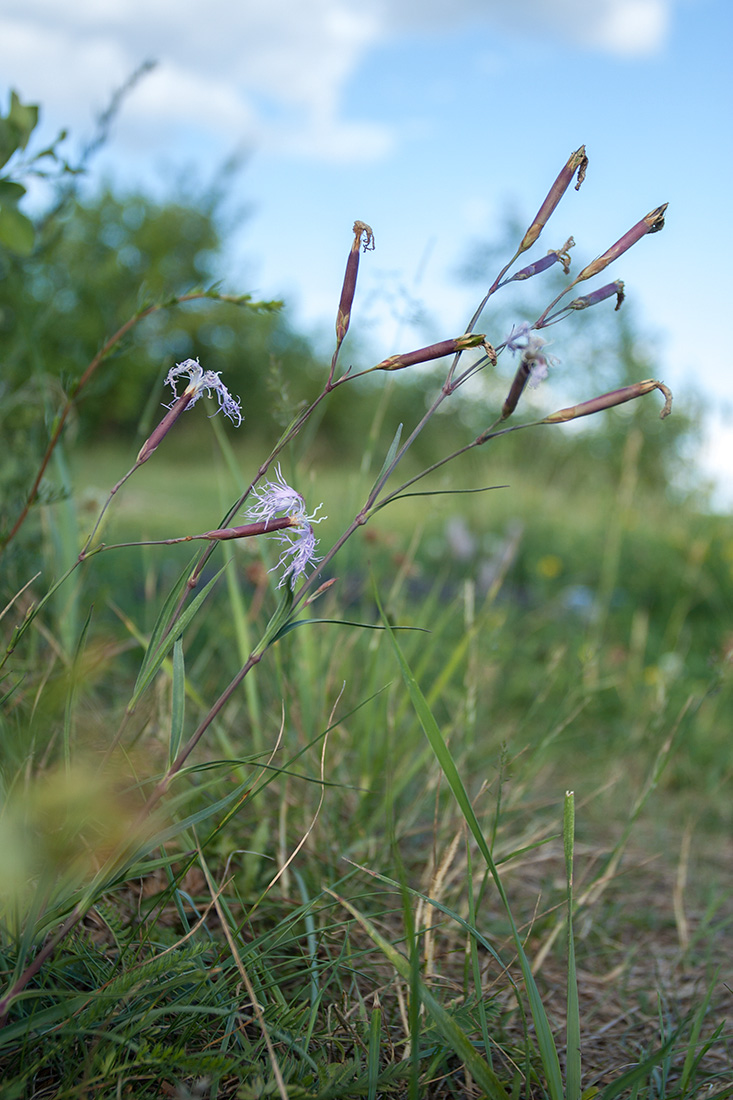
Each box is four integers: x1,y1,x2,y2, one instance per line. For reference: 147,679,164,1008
380,0,670,54
0,0,389,162
0,0,672,171
577,0,669,54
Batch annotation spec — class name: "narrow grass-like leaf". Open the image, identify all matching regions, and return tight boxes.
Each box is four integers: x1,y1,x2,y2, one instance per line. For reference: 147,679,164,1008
367,997,382,1100
376,584,564,1100
129,563,225,708
372,483,506,514
370,422,403,497
466,841,494,1068
293,869,320,1010
168,635,185,767
271,616,428,642
63,603,94,770
131,555,191,675
0,995,91,1051
329,890,511,1100
564,790,582,1100
403,883,421,1100
679,980,718,1095
251,583,294,656
50,445,81,653
597,1032,679,1099
347,859,512,978
224,552,262,734
211,415,265,738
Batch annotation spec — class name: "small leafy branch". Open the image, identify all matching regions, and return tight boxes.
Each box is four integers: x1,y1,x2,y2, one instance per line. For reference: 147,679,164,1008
0,142,674,1093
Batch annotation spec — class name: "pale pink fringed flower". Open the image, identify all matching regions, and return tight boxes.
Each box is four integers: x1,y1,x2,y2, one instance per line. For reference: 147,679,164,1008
164,359,243,425
246,466,325,588
505,322,558,388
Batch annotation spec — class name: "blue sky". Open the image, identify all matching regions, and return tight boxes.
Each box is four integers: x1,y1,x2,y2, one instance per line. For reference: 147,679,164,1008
3,0,731,498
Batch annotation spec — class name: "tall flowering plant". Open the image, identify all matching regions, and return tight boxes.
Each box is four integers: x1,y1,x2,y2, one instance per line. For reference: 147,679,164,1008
0,144,671,1031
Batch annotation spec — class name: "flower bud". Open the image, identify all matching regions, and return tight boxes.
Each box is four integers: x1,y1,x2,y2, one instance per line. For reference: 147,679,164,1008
373,333,493,372
335,221,374,347
576,205,667,283
202,518,295,540
520,147,587,253
541,280,625,325
137,391,194,464
500,360,533,421
566,280,625,312
543,378,672,423
508,238,575,282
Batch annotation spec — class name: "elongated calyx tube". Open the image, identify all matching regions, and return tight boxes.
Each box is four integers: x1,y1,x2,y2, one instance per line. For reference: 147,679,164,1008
567,280,625,312
543,379,673,423
500,361,533,421
137,359,242,463
137,391,195,464
372,333,494,372
519,146,588,253
541,280,625,325
201,518,295,540
575,204,667,283
507,239,575,282
335,221,374,348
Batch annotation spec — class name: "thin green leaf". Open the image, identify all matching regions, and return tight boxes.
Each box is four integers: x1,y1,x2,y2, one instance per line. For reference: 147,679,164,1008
598,1032,679,1100
372,483,507,514
346,858,512,978
564,791,581,1100
375,583,564,1100
168,636,185,767
129,564,225,709
330,890,511,1100
251,584,294,656
129,557,194,686
270,616,428,643
467,841,494,1069
679,980,718,1094
63,603,94,771
367,999,382,1100
370,422,403,496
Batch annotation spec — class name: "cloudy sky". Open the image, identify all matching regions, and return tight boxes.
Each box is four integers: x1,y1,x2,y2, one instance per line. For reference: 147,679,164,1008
3,0,731,497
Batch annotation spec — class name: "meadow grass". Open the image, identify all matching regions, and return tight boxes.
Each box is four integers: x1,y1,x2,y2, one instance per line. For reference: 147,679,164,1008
1,434,731,1099
2,149,731,1098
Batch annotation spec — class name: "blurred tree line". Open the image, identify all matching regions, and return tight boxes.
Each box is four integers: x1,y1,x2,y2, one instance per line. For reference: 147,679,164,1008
1,89,701,559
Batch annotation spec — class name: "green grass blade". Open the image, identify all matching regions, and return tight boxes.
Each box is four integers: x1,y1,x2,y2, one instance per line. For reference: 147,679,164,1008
271,616,427,642
168,635,185,767
679,978,718,1094
347,859,513,978
403,882,421,1100
63,602,94,771
330,890,511,1100
376,584,564,1100
598,1032,679,1100
564,790,582,1100
367,996,382,1100
129,563,225,708
224,551,262,738
467,840,494,1068
369,422,403,497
